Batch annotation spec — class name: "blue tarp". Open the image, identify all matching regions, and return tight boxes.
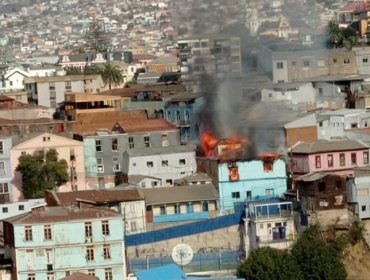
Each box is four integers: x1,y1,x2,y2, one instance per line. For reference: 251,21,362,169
135,264,186,280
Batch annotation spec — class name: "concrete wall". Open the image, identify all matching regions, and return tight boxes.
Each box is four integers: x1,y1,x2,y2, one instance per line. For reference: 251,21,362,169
126,224,243,258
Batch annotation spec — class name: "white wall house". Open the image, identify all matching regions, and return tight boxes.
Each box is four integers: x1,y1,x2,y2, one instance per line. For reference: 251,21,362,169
317,109,370,140
0,67,29,92
261,82,316,105
123,145,196,186
243,201,297,256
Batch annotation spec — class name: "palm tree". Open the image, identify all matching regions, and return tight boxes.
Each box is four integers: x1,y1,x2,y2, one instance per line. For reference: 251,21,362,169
327,21,342,48
99,63,123,90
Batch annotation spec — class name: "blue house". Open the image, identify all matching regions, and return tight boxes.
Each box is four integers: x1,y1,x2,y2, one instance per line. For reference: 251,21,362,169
165,94,203,144
197,156,288,214
3,205,126,280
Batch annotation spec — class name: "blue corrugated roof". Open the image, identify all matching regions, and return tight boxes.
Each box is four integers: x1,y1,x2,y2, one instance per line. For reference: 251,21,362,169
135,264,186,280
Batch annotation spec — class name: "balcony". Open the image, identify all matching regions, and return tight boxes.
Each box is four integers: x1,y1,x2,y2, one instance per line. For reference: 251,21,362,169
175,120,191,127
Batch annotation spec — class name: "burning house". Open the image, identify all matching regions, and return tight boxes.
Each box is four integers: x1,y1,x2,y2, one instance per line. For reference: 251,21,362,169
197,131,288,214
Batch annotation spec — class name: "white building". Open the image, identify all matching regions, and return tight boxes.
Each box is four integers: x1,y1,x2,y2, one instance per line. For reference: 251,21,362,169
0,67,29,92
243,200,297,256
261,82,316,105
123,145,197,186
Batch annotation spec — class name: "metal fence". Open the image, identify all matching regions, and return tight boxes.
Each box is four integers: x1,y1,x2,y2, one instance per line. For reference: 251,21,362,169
127,250,244,273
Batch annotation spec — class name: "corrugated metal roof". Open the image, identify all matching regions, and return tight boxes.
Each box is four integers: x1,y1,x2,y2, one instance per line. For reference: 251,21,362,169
141,184,219,205
292,139,369,154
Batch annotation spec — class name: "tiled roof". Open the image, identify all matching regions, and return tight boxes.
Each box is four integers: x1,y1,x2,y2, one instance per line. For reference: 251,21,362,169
338,1,369,12
74,110,148,133
60,272,99,280
5,206,122,224
51,189,144,205
119,119,177,133
141,183,219,205
292,139,369,154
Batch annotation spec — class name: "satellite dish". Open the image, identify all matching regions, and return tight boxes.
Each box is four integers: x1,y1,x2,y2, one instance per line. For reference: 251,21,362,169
171,243,194,266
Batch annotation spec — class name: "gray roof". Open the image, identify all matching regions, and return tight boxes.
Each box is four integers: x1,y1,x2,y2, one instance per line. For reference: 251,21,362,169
284,113,317,129
174,172,212,185
296,172,327,182
141,184,219,205
292,139,369,154
320,109,365,116
125,144,195,157
307,74,370,82
128,175,161,184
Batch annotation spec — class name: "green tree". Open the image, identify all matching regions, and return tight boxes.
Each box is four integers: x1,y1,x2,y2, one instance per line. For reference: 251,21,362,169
85,19,112,52
291,225,347,280
16,149,69,199
99,63,123,90
237,247,303,280
327,21,343,48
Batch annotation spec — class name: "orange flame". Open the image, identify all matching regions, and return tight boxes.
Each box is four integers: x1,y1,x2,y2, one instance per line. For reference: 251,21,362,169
201,130,251,161
201,130,219,157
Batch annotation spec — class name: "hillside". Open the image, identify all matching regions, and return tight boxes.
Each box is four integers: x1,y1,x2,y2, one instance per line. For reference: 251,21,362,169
343,240,370,280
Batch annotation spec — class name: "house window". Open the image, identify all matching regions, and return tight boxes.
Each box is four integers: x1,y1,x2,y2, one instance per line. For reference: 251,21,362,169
112,157,120,172
344,59,350,64
19,204,24,211
160,205,166,215
85,222,92,238
317,60,325,67
179,159,186,165
232,192,240,199
86,246,94,261
315,155,321,168
28,273,36,280
351,153,357,165
112,138,118,151
25,226,33,241
87,269,95,276
0,183,8,193
105,268,113,280
97,158,104,172
162,134,169,147
103,245,111,260
44,225,52,240
128,137,134,149
265,189,274,196
174,203,180,214
340,153,345,166
364,152,369,165
276,62,284,69
49,82,55,90
333,58,337,63
102,220,110,235
151,181,158,187
162,160,168,167
327,154,333,167
318,182,326,192
47,272,54,280
363,58,368,63
202,201,209,211
95,139,102,152
42,136,50,142
144,136,150,147
362,205,366,212
357,188,369,196
0,141,3,154
166,179,173,185
303,60,310,67
147,161,153,168
131,221,137,232
2,207,7,213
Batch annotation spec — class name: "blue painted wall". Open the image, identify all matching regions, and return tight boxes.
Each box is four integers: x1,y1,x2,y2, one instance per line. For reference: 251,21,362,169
14,218,126,280
218,159,287,212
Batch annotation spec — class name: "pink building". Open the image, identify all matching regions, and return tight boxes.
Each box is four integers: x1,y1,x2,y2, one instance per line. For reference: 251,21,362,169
10,133,86,201
290,139,370,188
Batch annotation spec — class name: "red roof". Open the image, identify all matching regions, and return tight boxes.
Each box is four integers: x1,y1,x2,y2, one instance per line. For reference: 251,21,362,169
338,1,369,12
119,119,177,133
